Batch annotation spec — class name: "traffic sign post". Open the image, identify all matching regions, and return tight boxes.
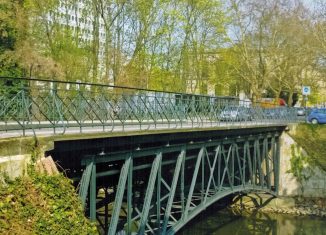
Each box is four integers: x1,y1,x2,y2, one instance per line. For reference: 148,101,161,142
304,96,308,109
302,86,311,96
302,86,311,110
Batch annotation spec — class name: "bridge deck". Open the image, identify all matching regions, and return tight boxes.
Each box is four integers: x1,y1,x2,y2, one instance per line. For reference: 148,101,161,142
0,121,290,139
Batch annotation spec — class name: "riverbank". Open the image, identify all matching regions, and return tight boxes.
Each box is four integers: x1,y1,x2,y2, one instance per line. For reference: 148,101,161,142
179,206,326,235
230,194,326,218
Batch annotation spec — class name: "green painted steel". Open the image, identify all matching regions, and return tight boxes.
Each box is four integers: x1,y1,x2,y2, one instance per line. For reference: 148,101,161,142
0,77,301,137
138,153,162,234
90,162,96,221
1,78,289,234
108,156,131,235
78,161,93,208
203,146,219,204
162,151,184,234
127,157,133,235
81,132,281,234
156,156,162,234
183,147,205,220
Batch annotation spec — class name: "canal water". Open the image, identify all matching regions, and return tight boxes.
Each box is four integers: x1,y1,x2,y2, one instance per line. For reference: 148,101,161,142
178,208,326,235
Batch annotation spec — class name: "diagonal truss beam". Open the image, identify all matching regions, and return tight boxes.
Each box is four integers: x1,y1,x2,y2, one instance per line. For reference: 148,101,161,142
138,153,162,234
78,132,281,235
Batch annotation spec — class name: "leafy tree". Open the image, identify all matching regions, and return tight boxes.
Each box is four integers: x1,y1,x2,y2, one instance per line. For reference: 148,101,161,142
0,0,25,76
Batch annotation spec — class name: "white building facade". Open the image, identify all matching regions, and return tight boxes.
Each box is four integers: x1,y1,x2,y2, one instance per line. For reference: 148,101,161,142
47,0,108,81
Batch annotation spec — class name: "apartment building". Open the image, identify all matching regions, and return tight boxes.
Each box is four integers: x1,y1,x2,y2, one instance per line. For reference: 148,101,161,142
47,0,108,81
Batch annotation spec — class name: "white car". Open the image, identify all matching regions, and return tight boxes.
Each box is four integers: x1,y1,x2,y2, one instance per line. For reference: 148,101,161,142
297,108,305,116
219,106,252,121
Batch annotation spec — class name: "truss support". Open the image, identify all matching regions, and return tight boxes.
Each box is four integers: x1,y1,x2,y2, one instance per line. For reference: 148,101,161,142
79,132,282,235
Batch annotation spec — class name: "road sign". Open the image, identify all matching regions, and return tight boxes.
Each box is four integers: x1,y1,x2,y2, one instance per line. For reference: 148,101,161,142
302,86,311,95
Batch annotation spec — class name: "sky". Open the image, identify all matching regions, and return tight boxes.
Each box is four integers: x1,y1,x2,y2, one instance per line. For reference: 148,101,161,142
302,0,324,9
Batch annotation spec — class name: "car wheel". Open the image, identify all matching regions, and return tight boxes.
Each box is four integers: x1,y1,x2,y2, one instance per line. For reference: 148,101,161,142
311,118,318,124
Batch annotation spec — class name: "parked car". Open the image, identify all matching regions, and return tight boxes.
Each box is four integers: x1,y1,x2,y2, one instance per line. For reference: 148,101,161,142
264,108,278,119
307,108,326,124
296,107,306,116
219,106,252,121
263,107,289,119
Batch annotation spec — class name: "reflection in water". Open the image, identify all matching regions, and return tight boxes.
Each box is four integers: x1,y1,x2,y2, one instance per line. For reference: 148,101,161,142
178,209,326,235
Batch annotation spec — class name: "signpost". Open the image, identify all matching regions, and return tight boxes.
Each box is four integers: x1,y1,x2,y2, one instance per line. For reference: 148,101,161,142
302,86,311,96
302,86,311,109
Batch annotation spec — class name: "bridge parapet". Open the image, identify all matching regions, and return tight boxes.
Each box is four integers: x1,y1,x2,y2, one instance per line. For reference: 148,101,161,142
0,77,302,138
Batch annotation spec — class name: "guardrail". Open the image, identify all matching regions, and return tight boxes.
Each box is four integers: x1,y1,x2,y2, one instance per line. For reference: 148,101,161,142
0,77,302,137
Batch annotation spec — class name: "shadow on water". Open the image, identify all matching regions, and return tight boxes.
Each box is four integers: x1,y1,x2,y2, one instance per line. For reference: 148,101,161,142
178,199,326,235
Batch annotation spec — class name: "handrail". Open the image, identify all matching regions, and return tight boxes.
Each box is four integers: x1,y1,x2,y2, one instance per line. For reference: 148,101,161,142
0,77,303,137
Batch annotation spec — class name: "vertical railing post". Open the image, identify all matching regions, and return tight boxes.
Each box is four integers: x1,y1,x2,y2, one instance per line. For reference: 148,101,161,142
51,82,56,134
20,81,29,136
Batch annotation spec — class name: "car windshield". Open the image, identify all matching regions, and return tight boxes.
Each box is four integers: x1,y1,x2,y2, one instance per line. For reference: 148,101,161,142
312,108,326,113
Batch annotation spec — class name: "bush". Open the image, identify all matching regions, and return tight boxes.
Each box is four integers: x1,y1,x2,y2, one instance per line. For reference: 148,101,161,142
0,173,97,235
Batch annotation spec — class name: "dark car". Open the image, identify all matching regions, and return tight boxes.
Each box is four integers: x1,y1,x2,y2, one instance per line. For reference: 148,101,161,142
307,108,326,124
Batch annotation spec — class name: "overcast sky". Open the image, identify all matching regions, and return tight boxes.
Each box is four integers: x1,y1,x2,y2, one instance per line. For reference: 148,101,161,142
302,0,323,9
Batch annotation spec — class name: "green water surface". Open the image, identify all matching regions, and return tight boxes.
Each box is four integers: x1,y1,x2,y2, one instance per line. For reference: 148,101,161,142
179,209,326,235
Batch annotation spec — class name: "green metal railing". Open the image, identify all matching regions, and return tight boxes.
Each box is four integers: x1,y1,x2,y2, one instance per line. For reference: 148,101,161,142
0,77,300,137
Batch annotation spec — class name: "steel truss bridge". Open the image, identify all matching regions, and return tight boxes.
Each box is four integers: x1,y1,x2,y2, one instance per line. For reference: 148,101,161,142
0,77,300,137
1,77,298,234
49,126,283,235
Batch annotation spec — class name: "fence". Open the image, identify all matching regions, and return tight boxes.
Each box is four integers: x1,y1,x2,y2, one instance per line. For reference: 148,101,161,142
0,77,301,136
